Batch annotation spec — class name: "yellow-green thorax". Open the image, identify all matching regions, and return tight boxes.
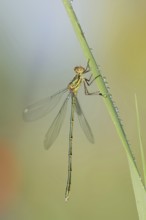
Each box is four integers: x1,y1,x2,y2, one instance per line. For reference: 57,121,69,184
68,66,86,95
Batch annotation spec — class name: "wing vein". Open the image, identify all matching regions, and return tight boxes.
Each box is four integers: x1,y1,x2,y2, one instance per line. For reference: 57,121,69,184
23,88,67,121
44,94,70,149
75,96,94,143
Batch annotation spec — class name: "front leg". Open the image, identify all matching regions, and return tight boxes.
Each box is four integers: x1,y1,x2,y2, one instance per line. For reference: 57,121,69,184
84,59,90,73
83,81,102,96
84,73,101,86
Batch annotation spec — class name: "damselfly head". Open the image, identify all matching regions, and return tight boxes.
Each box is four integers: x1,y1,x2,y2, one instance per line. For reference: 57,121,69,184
74,66,85,74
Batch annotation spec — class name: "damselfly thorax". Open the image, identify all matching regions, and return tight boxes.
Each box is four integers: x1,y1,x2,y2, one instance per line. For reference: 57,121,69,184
68,66,86,94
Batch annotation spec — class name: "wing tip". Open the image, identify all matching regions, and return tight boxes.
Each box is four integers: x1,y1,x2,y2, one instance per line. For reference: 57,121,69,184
90,137,94,144
88,134,94,144
43,138,51,150
22,108,29,121
22,110,34,122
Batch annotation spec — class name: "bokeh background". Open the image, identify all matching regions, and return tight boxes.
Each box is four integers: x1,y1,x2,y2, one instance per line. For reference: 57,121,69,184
0,0,146,219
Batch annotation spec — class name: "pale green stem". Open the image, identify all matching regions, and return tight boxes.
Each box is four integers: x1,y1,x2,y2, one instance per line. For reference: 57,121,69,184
62,0,141,180
135,94,146,187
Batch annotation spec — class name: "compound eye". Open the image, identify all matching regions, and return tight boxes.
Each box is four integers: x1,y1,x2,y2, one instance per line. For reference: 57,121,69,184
74,66,85,74
74,67,78,73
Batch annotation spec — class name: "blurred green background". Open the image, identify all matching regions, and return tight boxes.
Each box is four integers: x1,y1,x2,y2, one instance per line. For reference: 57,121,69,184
0,0,146,219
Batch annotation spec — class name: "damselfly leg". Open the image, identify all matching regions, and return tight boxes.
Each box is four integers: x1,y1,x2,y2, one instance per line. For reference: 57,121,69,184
83,75,102,96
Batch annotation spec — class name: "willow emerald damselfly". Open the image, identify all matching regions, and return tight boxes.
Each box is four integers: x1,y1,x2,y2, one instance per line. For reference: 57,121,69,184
23,61,102,201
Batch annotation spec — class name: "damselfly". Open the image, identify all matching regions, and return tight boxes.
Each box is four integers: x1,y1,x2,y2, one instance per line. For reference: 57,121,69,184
23,61,102,201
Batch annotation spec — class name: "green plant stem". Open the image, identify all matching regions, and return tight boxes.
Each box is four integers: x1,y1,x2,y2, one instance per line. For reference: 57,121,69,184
135,94,146,187
62,0,140,177
62,1,146,218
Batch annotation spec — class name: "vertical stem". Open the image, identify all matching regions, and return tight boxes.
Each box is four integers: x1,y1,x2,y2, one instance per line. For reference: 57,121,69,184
135,94,146,187
62,0,140,178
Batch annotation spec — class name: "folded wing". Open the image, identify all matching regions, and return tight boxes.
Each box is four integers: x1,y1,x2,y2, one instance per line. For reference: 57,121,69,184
74,95,94,143
44,94,70,150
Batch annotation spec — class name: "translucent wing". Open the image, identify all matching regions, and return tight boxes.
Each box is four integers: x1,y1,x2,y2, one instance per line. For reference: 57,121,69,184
74,96,94,143
23,88,68,121
44,94,70,150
